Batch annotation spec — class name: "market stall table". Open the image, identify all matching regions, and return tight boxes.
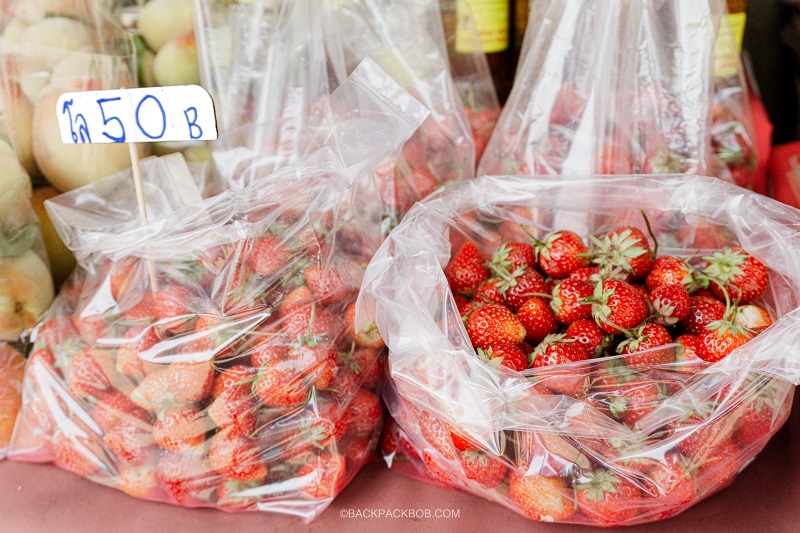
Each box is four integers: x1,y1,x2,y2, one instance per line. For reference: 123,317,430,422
0,387,799,532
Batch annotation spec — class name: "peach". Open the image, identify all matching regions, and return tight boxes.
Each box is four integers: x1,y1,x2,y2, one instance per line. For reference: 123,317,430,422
0,249,54,342
0,141,32,223
0,54,50,103
13,0,86,24
50,52,135,89
152,34,200,87
32,79,134,192
139,0,195,52
1,17,27,47
17,17,95,67
140,48,156,87
0,79,36,176
31,186,76,286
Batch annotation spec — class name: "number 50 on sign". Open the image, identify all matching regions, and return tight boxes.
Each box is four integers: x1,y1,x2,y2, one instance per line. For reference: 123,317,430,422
56,85,217,144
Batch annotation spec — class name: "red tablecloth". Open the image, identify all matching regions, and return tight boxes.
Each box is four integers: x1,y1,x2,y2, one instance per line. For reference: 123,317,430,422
1,388,799,532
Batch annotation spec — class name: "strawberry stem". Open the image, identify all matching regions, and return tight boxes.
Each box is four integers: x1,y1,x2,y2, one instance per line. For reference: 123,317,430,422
640,210,658,259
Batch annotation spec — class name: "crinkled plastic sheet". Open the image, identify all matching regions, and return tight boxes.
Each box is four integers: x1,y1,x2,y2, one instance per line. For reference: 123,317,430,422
8,61,427,521
359,174,800,526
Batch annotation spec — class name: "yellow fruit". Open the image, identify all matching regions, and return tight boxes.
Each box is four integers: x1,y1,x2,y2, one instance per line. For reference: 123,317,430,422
31,187,76,286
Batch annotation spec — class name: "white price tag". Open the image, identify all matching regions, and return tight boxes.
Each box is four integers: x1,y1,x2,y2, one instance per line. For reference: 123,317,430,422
56,85,217,144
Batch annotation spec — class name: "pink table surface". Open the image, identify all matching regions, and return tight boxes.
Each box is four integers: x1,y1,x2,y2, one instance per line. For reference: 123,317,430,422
1,388,798,533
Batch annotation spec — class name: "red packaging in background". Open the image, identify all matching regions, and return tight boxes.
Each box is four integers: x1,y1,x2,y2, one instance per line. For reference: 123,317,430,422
769,142,800,208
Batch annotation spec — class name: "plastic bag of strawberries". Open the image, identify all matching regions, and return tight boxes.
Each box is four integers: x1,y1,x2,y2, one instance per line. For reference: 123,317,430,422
359,174,800,526
195,0,475,230
478,0,756,190
7,60,428,520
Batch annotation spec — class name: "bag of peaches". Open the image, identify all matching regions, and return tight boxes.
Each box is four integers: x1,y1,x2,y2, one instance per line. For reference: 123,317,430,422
8,59,428,521
359,174,800,526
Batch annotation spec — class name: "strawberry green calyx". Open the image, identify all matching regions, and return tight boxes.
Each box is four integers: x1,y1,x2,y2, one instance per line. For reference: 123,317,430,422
702,247,747,284
704,319,753,340
589,229,647,275
575,469,621,502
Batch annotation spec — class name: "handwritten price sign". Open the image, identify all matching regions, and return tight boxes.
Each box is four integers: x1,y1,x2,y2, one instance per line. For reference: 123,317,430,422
56,85,217,144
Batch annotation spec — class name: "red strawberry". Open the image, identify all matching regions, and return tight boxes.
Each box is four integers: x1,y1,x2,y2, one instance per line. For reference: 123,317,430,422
576,469,642,524
645,256,694,291
116,326,159,378
550,279,593,324
472,279,505,306
733,304,772,334
697,320,753,362
504,269,549,312
297,452,346,499
488,241,536,273
449,430,478,452
253,362,309,408
68,349,114,398
534,230,590,279
590,280,649,334
166,362,214,405
531,334,588,370
697,440,742,491
418,411,457,459
157,452,215,506
251,336,290,368
347,389,382,434
466,304,526,348
278,285,314,318
247,236,290,277
674,334,706,373
650,284,691,325
92,390,150,432
154,285,194,321
569,266,600,283
477,343,528,372
208,382,258,435
122,293,157,322
304,266,347,305
422,451,456,485
674,412,735,459
459,450,507,488
119,464,161,500
733,394,777,446
209,429,267,481
281,304,341,344
343,302,384,349
681,296,726,335
54,432,103,477
566,319,610,357
643,452,696,511
153,406,208,451
592,226,653,280
703,247,768,303
444,242,490,296
619,323,675,366
211,365,256,399
509,472,576,521
608,382,662,425
103,419,156,466
516,297,558,343
73,314,107,345
109,256,141,302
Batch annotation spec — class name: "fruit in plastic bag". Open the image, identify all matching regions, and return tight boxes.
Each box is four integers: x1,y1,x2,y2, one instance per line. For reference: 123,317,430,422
0,343,24,458
360,174,800,526
9,59,427,521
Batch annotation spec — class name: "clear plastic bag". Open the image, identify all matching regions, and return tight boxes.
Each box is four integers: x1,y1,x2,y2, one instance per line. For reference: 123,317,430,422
359,174,800,526
478,0,731,181
0,0,139,192
195,0,473,228
8,60,427,520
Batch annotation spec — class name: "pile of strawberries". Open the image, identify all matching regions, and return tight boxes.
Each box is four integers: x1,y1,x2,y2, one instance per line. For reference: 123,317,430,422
446,221,772,374
11,208,385,513
379,217,791,525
